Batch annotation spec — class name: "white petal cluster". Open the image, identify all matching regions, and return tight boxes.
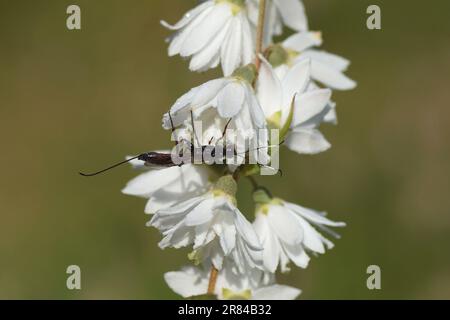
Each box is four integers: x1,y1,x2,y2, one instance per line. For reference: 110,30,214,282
162,0,254,76
150,175,263,272
122,163,212,213
163,72,265,132
277,31,356,91
162,68,269,164
247,0,308,45
253,193,345,272
257,56,333,154
165,262,301,300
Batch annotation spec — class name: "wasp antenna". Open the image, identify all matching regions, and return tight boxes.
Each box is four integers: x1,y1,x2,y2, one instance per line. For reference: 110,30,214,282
168,111,175,130
168,111,179,146
79,155,141,177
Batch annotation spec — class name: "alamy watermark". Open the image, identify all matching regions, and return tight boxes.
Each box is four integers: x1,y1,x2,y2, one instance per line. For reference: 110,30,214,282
66,265,81,290
66,5,81,30
366,265,381,290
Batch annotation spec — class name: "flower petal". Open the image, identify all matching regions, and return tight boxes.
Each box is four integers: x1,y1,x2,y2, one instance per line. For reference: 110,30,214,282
164,267,208,298
257,56,283,118
310,59,356,90
167,6,213,56
121,166,180,197
283,242,310,268
324,101,338,124
144,165,210,214
281,58,311,124
241,14,255,65
189,19,231,71
191,78,229,107
274,0,308,31
252,284,301,300
286,128,331,155
246,83,266,128
156,196,204,216
219,214,237,255
217,82,245,118
170,86,199,114
282,59,310,101
181,4,232,57
254,214,279,273
185,197,216,226
233,206,262,250
267,205,303,245
292,89,331,126
160,1,214,31
283,31,322,52
303,49,350,71
295,215,326,254
286,203,346,227
221,16,242,76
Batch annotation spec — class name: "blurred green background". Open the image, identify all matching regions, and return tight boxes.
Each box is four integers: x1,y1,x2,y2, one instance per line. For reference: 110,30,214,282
1,0,449,299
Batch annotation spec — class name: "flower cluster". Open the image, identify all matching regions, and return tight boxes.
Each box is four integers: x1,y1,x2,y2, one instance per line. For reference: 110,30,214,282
123,0,355,300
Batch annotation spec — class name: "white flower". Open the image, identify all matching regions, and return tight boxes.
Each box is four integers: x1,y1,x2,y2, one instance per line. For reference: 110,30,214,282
162,0,254,76
163,66,264,130
247,0,308,46
308,81,338,125
150,175,263,272
162,66,269,164
277,31,356,91
268,32,355,125
257,56,333,155
165,263,301,300
122,162,213,214
252,189,346,273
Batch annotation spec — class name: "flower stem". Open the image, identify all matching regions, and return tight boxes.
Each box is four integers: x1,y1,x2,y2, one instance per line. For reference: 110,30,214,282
247,175,259,190
254,0,267,71
207,265,219,295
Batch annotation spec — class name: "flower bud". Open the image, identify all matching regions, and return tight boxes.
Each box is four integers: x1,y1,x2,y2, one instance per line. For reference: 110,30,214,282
232,64,257,84
213,174,238,200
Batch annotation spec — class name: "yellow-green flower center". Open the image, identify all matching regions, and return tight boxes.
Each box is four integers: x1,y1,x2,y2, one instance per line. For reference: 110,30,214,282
286,49,300,66
266,44,301,68
267,110,282,129
266,90,295,140
214,175,237,196
212,175,238,206
254,189,284,215
258,199,284,215
188,250,202,265
216,0,245,15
